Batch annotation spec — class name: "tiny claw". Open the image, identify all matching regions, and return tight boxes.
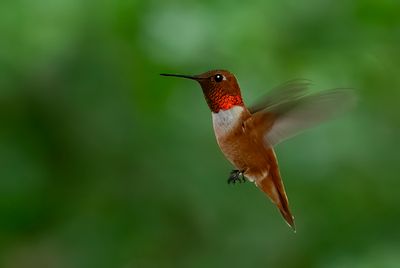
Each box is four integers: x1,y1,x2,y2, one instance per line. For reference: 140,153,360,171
227,170,246,184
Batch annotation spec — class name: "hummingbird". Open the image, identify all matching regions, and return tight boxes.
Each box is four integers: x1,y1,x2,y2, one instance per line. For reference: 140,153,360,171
161,70,355,231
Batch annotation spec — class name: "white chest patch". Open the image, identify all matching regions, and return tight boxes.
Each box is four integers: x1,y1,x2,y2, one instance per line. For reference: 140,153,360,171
212,106,244,137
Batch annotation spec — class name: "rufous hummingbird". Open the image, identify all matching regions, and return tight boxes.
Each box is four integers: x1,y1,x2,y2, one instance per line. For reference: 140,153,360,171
161,70,355,231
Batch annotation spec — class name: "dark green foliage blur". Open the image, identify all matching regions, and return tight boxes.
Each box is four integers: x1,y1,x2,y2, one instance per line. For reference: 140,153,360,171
1,0,399,267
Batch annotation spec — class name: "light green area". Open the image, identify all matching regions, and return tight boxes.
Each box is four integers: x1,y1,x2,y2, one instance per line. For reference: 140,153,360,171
0,0,399,267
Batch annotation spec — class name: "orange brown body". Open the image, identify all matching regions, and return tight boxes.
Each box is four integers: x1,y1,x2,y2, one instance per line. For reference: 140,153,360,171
212,105,294,228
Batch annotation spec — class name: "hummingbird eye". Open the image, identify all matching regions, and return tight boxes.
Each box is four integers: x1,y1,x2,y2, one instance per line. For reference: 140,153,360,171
214,74,224,82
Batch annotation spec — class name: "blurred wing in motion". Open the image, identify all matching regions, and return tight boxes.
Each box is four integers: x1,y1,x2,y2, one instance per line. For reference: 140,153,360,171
248,79,311,114
246,84,357,147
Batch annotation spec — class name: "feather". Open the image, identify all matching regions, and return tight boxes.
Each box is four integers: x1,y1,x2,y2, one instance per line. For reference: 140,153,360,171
248,79,311,114
246,84,357,147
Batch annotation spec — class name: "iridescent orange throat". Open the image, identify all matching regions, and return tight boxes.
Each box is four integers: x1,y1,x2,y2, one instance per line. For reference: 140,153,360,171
204,91,244,113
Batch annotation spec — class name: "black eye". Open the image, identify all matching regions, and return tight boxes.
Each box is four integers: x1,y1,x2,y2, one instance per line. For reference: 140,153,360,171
214,74,223,82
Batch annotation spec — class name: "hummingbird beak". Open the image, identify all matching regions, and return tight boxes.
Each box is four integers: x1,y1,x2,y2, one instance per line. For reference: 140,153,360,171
160,73,203,81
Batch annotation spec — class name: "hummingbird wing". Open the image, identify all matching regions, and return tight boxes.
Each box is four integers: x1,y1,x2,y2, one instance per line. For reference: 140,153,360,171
246,86,357,147
248,79,311,114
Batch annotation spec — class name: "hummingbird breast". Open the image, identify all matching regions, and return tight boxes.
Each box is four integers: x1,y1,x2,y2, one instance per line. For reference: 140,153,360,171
212,106,271,182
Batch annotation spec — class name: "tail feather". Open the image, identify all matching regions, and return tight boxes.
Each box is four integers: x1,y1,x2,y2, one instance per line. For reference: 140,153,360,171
256,149,296,231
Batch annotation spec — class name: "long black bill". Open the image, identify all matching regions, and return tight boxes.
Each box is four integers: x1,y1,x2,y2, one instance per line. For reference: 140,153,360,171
160,73,201,80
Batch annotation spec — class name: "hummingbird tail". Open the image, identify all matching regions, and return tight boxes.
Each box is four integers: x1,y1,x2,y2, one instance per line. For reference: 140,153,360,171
257,149,296,231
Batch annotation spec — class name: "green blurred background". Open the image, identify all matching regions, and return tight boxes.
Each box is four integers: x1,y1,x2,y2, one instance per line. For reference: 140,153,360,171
1,0,399,267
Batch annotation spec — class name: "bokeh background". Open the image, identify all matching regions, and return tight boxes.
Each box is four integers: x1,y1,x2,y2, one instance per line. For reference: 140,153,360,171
1,0,399,267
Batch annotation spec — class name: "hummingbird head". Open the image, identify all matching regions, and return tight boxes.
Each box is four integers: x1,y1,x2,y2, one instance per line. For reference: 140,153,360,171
161,70,244,113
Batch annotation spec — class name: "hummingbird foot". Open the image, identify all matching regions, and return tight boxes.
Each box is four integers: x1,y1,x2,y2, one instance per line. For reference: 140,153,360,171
227,170,246,184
